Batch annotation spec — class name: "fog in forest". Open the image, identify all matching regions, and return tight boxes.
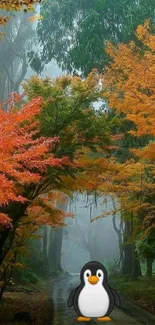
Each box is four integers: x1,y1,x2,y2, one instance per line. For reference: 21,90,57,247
24,62,119,275
16,22,118,275
0,2,155,324
0,8,120,274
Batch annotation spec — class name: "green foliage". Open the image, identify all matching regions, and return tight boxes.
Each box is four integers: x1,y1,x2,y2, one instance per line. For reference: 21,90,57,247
23,239,49,278
23,74,111,161
12,265,42,287
136,231,155,259
109,274,155,305
30,0,155,76
24,251,49,277
48,261,61,276
21,269,41,285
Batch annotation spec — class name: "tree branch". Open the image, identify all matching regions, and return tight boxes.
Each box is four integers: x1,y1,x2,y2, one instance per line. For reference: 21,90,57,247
1,57,14,86
14,52,27,91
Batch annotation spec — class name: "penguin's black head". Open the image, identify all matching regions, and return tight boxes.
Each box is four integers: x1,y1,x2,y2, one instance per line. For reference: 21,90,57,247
80,261,107,286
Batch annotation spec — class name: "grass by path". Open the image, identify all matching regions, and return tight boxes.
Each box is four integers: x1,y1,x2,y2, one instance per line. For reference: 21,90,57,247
0,290,52,324
109,275,155,315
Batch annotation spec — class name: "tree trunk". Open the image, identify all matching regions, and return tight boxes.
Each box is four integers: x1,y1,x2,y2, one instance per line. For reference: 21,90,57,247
49,227,63,271
132,248,142,277
43,226,48,267
122,219,133,275
122,243,133,274
0,11,33,103
48,194,69,272
146,257,154,277
111,199,124,270
48,227,55,269
0,201,29,302
36,227,43,252
0,202,28,265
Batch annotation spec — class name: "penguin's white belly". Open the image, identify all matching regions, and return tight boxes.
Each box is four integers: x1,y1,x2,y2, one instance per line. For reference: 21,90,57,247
78,286,110,317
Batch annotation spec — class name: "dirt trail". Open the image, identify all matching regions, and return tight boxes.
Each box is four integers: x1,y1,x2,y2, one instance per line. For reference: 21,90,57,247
48,274,145,325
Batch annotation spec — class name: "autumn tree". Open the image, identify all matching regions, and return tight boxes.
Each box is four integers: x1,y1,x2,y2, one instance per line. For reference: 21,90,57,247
22,71,114,271
98,20,155,276
0,92,74,297
0,71,114,296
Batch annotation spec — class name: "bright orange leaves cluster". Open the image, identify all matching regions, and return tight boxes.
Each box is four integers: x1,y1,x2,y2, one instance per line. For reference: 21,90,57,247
0,0,43,35
0,0,41,13
0,213,12,229
104,20,155,161
0,93,70,228
104,20,155,138
100,20,155,235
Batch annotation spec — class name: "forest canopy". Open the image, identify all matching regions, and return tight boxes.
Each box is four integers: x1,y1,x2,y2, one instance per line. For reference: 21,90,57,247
30,0,155,76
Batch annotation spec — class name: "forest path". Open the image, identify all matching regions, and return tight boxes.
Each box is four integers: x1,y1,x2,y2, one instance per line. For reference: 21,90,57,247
48,274,145,325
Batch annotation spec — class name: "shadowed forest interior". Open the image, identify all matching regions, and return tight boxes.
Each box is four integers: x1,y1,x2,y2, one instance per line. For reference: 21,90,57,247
0,1,155,324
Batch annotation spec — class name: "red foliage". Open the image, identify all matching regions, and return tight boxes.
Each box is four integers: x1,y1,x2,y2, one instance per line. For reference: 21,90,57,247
0,213,12,229
0,94,70,227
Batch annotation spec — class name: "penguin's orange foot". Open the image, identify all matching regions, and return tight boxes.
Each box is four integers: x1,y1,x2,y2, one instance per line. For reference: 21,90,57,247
77,317,91,322
97,317,111,321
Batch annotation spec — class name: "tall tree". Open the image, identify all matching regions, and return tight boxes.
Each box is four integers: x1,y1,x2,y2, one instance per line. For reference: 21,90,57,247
33,0,155,76
0,72,113,297
0,8,39,103
48,193,69,272
22,72,115,272
101,20,155,275
0,93,72,297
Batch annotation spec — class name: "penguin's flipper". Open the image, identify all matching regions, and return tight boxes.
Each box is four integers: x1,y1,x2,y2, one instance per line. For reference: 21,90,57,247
109,286,121,308
67,286,79,307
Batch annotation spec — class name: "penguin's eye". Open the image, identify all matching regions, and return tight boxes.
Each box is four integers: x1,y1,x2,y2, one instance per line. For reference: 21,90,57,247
97,269,103,278
84,269,91,278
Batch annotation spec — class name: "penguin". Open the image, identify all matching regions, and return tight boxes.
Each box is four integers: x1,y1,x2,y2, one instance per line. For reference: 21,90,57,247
67,261,121,322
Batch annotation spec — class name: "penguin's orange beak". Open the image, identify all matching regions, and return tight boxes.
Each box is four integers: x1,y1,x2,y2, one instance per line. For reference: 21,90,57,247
88,275,99,285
